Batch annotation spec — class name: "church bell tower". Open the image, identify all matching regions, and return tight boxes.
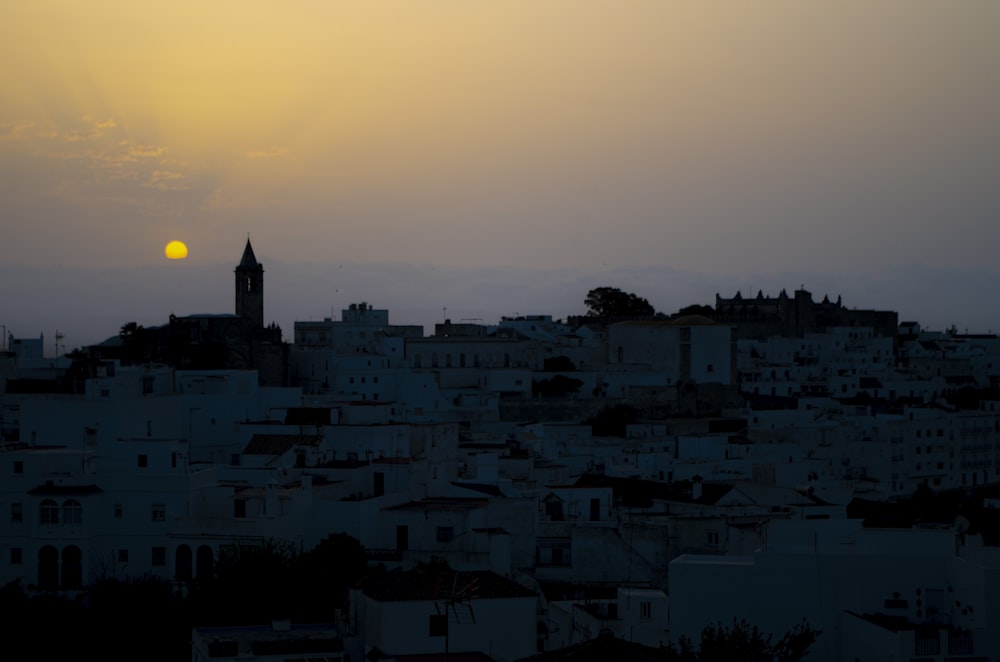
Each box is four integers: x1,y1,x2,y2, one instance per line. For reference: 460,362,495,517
235,239,264,328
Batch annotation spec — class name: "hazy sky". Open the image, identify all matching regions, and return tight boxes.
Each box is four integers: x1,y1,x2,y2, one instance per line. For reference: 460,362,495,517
3,2,1000,348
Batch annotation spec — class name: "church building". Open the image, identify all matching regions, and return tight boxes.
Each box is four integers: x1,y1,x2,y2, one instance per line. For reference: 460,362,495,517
84,239,288,386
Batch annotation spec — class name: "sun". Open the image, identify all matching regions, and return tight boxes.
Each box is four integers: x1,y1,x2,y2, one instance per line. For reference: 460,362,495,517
165,240,189,260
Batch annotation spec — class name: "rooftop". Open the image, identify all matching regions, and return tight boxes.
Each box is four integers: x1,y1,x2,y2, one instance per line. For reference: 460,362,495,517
359,569,537,602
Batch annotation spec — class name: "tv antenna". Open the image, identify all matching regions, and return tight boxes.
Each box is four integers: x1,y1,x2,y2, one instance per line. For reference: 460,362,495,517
430,572,479,661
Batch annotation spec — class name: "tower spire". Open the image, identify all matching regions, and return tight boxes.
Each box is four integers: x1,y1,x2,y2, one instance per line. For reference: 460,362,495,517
235,239,264,328
239,238,259,269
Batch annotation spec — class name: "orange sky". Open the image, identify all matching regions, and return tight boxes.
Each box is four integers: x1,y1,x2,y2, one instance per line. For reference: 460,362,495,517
3,2,1000,340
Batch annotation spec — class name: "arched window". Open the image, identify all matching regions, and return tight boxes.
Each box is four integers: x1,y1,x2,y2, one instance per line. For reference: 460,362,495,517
175,545,193,581
196,545,214,581
40,500,59,525
62,500,82,525
38,546,58,591
61,546,83,589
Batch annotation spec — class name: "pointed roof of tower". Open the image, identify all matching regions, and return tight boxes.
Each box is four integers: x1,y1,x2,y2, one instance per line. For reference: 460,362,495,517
238,238,259,268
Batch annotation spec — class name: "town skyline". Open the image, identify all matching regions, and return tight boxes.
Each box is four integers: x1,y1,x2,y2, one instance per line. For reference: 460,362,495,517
5,238,1000,660
3,254,999,353
4,2,1000,349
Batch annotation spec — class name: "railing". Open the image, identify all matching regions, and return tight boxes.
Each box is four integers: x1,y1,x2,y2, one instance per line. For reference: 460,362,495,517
948,632,974,655
914,633,941,656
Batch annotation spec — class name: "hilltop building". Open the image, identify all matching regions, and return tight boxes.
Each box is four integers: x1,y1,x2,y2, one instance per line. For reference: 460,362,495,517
81,239,287,385
714,288,898,339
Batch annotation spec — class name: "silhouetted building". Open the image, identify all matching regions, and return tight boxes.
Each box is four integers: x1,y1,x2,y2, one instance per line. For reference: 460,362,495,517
235,238,265,329
713,288,898,339
81,239,287,385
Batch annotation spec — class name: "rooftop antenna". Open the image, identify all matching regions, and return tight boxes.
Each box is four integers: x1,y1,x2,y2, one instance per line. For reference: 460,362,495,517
431,572,479,661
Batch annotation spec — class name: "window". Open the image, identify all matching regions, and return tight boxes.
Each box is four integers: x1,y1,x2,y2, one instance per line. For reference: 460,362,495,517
12,461,23,475
137,454,148,468
152,547,167,566
234,499,246,519
436,526,455,543
10,503,23,524
640,601,652,619
114,503,123,519
62,500,82,525
118,549,129,563
706,530,720,547
40,499,59,525
151,503,166,522
10,548,22,564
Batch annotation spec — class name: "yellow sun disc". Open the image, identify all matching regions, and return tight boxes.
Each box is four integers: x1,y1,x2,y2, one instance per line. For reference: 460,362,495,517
165,240,189,259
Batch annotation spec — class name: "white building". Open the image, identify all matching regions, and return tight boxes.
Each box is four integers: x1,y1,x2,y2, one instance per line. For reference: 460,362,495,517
351,569,538,661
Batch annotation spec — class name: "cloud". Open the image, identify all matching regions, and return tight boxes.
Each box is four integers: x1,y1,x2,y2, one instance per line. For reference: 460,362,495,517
245,148,289,159
0,120,35,141
205,187,236,210
128,143,164,157
65,115,119,142
146,169,187,191
65,127,104,142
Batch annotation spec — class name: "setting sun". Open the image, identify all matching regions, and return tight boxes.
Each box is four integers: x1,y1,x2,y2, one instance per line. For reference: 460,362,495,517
165,240,189,260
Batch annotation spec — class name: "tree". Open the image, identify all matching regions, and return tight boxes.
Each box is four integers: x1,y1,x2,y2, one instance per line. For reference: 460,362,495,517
192,538,297,625
291,533,369,617
532,375,584,398
665,618,820,662
586,404,639,437
584,287,655,318
118,321,144,339
672,303,715,319
117,321,152,364
543,355,576,372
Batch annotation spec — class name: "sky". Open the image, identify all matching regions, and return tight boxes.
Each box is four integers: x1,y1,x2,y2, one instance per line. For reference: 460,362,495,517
3,1,1000,350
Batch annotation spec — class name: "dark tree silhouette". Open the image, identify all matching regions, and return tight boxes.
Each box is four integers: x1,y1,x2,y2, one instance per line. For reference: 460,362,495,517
584,287,655,317
291,533,370,617
532,375,584,398
665,618,820,662
586,404,639,437
190,534,370,625
543,355,577,372
191,538,297,625
672,304,716,318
